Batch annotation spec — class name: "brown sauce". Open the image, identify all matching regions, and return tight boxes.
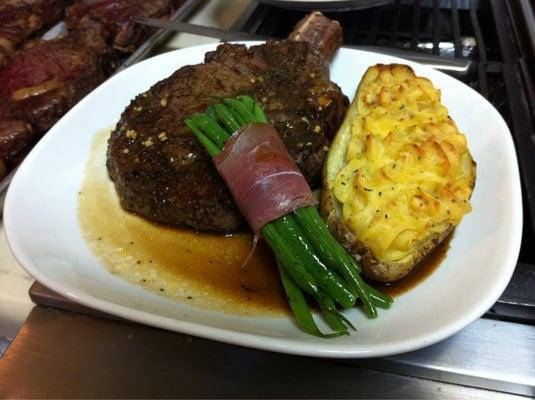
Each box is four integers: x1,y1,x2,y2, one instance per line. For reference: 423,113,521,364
79,129,452,316
371,233,453,297
78,129,288,316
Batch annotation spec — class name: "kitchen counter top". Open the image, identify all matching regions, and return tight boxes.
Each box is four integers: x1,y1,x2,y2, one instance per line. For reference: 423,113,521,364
1,1,534,398
0,305,528,399
4,282,531,398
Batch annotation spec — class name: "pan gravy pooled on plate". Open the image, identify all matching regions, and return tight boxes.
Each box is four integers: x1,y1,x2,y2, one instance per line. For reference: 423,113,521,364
78,129,288,316
79,129,452,315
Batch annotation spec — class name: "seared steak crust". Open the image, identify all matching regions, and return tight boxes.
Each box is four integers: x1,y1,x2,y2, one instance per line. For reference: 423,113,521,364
107,41,348,232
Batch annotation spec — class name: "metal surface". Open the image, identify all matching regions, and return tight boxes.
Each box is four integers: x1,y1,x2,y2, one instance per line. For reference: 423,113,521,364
516,0,535,57
136,17,472,75
135,17,271,41
488,0,535,237
28,282,535,397
490,262,535,323
351,318,535,396
0,306,526,399
255,0,395,12
344,44,471,74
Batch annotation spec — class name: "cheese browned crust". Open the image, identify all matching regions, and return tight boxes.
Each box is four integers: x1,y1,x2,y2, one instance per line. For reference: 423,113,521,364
321,64,476,282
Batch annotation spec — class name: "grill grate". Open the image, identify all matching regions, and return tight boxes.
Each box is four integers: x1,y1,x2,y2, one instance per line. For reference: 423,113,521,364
236,0,535,324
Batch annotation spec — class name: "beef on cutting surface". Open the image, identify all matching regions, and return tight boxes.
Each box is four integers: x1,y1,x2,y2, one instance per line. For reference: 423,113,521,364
0,119,33,174
107,40,348,233
0,0,67,67
0,23,111,171
0,0,180,176
65,0,176,53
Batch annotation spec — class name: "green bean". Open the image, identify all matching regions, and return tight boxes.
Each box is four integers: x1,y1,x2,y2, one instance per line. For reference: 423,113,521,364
253,102,268,123
294,207,361,274
223,98,257,123
272,216,356,309
225,104,248,126
293,207,378,318
214,103,241,132
205,106,219,128
276,259,344,338
261,224,320,297
266,218,357,329
185,95,393,337
363,282,393,309
184,119,220,157
190,114,230,148
314,290,355,333
237,95,255,113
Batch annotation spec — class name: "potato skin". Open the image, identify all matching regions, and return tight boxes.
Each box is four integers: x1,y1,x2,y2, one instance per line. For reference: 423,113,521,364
321,64,476,282
321,186,454,281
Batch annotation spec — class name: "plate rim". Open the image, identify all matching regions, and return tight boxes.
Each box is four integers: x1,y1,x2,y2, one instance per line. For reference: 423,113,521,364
3,42,524,358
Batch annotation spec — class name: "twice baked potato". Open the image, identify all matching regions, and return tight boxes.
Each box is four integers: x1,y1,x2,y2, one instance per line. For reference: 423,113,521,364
321,64,476,282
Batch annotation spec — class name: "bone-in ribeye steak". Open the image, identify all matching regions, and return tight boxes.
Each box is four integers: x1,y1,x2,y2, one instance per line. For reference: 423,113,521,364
107,40,348,232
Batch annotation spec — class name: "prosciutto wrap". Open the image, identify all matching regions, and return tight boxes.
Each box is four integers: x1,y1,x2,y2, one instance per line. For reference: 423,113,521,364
213,123,316,232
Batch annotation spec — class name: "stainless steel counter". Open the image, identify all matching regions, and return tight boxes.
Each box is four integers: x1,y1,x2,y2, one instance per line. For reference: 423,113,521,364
0,305,530,399
0,283,530,398
1,1,534,397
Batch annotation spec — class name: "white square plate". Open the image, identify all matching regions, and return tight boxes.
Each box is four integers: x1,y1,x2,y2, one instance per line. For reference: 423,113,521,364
4,43,522,357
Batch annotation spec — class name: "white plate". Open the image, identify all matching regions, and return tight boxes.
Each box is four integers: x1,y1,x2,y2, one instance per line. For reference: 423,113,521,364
4,43,522,358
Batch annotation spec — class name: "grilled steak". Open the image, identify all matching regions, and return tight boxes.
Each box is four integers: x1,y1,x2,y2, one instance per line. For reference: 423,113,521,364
107,39,348,232
65,0,176,53
0,0,67,67
0,23,111,174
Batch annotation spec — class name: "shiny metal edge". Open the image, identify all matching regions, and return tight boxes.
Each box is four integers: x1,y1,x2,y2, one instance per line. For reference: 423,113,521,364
135,18,271,42
519,0,535,55
0,306,523,399
339,318,535,397
255,0,395,12
29,282,535,397
346,44,473,75
136,18,472,76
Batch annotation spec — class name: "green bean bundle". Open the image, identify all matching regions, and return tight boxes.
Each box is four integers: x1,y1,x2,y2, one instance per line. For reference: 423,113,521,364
185,95,392,337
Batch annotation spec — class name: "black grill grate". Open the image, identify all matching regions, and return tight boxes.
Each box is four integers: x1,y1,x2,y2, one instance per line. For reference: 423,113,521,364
236,0,535,324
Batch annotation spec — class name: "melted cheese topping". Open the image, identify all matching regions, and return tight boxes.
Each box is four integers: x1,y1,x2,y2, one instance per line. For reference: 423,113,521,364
333,65,474,264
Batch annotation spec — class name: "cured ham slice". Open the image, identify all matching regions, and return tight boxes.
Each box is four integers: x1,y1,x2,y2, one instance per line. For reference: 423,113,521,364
213,123,316,232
